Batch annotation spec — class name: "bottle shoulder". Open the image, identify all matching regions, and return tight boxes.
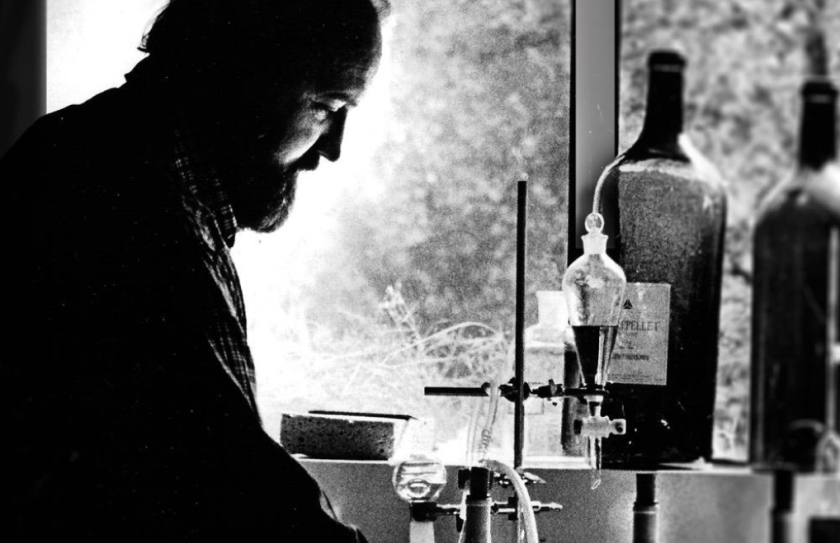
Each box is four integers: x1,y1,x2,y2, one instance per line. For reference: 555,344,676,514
757,162,840,221
608,134,727,195
563,253,625,281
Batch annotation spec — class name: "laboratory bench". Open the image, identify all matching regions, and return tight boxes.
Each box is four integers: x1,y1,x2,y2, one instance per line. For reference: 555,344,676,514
303,459,839,543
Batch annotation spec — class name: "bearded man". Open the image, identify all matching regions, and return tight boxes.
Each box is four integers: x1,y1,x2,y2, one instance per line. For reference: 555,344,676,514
2,1,388,540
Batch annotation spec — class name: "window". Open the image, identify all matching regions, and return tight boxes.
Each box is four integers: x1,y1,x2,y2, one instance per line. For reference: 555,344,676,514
48,0,815,465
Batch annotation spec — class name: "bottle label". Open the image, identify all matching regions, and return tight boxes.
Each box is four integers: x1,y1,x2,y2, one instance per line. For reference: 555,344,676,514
609,283,670,386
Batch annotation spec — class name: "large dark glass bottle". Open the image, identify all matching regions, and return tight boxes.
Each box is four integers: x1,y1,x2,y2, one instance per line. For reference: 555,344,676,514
592,50,728,467
750,78,840,473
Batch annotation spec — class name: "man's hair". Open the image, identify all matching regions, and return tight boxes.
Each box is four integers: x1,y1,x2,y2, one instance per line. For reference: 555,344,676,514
139,0,390,88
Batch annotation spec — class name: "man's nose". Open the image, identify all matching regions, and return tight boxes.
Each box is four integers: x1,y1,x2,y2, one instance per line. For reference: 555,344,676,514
317,109,347,162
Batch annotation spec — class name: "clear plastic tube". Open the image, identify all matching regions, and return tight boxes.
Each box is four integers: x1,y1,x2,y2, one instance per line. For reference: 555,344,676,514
457,491,468,543
483,459,540,543
460,382,501,543
477,381,501,463
467,380,501,466
462,381,540,543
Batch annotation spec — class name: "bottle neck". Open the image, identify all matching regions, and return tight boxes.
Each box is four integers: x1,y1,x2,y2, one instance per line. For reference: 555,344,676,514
798,85,837,169
582,232,607,255
636,69,684,150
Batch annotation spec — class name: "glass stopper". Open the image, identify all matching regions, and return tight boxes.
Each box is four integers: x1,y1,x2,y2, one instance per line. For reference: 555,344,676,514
585,212,605,234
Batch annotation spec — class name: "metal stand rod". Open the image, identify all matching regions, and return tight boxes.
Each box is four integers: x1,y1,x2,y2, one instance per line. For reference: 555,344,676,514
409,520,436,543
826,229,838,433
633,473,659,543
513,179,528,543
514,179,528,470
771,468,795,543
424,386,489,397
463,467,493,543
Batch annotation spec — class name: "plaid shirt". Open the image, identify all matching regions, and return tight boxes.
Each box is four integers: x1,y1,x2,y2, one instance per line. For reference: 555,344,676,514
171,127,260,416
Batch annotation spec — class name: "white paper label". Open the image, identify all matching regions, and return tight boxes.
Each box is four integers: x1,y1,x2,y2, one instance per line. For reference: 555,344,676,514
609,283,670,386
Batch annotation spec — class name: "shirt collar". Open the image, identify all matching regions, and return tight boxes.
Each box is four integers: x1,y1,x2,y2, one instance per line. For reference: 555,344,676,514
171,121,239,248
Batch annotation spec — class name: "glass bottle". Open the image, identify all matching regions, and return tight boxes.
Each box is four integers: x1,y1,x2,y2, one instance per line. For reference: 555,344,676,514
750,78,840,473
522,290,584,466
593,50,728,467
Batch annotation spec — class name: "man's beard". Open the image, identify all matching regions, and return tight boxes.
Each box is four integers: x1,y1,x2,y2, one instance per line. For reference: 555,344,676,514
224,150,319,233
235,168,298,233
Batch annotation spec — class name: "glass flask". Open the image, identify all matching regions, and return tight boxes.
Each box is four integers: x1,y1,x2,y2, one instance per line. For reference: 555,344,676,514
563,213,627,393
392,452,448,503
